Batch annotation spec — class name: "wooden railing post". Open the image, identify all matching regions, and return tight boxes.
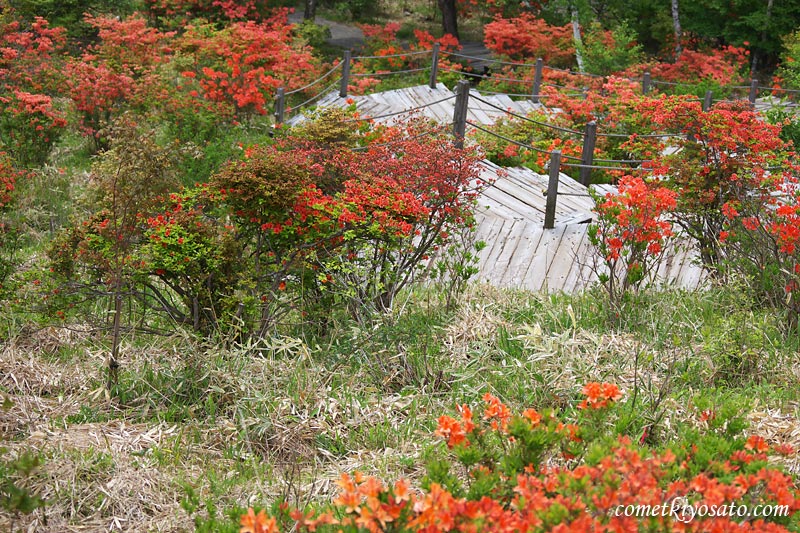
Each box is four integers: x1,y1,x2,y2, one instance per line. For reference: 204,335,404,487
579,120,597,186
544,150,562,229
703,90,713,112
274,87,285,124
429,43,440,89
452,80,470,149
339,50,351,98
642,71,651,95
748,78,759,107
531,57,543,104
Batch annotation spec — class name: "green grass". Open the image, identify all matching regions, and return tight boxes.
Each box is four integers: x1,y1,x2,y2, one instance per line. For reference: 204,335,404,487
4,282,800,530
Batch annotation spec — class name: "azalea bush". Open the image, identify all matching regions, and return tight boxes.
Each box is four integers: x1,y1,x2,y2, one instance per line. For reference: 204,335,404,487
47,110,483,341
623,98,789,270
208,112,483,333
348,23,463,95
0,90,67,166
0,16,66,94
176,12,324,119
716,160,800,329
483,14,574,67
239,386,800,532
589,176,677,309
0,153,22,291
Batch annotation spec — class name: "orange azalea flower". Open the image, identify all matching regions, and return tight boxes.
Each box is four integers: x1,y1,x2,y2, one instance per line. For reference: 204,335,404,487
601,383,622,401
393,478,411,503
458,403,475,433
240,508,278,533
578,382,623,409
358,476,384,498
773,442,795,455
435,415,468,448
745,435,770,453
333,487,362,514
335,472,356,493
483,393,512,431
522,408,542,426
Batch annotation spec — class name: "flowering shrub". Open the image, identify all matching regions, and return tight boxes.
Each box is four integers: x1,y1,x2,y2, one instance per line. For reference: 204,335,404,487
623,97,787,270
51,109,482,340
716,160,800,328
0,91,67,166
176,12,324,118
348,23,463,94
652,46,749,86
145,0,272,28
239,387,800,532
208,112,483,332
589,176,677,307
0,152,22,288
483,14,574,67
0,16,66,94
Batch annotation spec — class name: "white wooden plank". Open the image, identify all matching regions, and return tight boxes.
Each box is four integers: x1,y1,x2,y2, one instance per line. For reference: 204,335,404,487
487,219,530,285
474,217,510,283
500,222,545,287
560,227,595,293
545,224,586,292
523,225,568,292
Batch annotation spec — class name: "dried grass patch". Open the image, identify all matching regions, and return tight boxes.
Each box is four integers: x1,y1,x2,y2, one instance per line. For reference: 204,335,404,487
1,422,187,532
748,402,800,475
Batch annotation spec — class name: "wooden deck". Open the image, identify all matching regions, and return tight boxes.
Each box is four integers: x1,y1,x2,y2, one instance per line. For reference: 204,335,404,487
293,84,706,293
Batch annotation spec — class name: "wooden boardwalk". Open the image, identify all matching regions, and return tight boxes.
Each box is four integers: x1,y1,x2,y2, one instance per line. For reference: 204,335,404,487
295,84,705,293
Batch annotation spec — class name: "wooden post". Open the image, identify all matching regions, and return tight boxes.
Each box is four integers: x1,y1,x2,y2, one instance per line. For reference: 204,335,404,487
339,50,351,98
531,57,543,104
429,43,440,89
452,80,470,149
748,78,759,107
579,120,597,186
642,71,651,94
544,150,562,230
703,90,713,112
274,87,285,124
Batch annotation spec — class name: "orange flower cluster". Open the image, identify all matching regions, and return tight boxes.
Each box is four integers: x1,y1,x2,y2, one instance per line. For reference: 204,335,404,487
578,382,623,410
240,387,800,533
241,441,799,532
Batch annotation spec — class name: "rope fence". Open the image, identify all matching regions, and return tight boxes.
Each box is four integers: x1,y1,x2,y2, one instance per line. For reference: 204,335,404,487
270,47,799,228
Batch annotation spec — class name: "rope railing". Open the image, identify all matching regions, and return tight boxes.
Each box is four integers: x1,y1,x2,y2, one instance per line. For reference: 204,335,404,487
350,127,441,152
341,94,457,123
466,119,558,157
284,62,342,96
274,43,797,127
352,49,432,61
469,94,584,136
284,80,340,118
270,49,797,229
351,66,430,78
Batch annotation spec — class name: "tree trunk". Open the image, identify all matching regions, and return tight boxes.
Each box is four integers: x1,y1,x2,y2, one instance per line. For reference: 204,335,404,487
671,0,682,60
438,0,460,41
304,0,316,20
108,281,122,391
751,0,774,75
571,4,584,73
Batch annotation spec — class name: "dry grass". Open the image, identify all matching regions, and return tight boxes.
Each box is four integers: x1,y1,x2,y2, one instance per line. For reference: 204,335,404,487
3,285,800,531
